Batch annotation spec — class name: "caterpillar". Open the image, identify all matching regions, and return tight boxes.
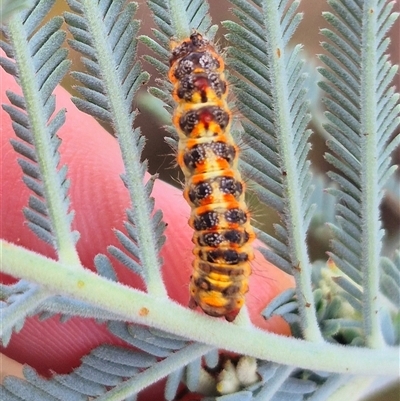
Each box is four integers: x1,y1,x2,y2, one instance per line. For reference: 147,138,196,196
169,32,255,322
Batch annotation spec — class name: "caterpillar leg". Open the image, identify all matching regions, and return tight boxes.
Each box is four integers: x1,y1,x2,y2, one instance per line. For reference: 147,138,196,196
189,295,241,322
223,308,241,322
188,295,198,310
189,277,246,322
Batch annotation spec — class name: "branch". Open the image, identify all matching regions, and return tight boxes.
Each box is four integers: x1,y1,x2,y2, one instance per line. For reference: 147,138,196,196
2,240,398,376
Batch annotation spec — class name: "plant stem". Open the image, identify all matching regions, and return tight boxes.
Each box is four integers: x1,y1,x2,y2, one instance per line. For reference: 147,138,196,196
3,240,398,376
8,13,79,266
80,0,167,297
325,376,376,401
261,0,322,342
360,0,385,348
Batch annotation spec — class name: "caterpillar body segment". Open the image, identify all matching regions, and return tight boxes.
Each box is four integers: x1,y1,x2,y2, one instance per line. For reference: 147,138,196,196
169,32,255,321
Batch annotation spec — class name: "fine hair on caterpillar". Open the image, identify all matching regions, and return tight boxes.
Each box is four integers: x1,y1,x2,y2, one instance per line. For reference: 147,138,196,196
168,31,255,322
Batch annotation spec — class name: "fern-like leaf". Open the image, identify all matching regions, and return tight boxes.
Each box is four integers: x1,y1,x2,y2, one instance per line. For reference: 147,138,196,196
1,322,215,401
147,0,212,43
0,0,77,259
319,0,400,348
223,0,321,342
2,345,156,401
0,0,79,344
380,252,400,308
262,261,369,344
0,281,46,345
64,0,167,296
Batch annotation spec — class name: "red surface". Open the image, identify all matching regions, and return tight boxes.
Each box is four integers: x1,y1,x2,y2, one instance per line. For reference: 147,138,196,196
0,62,293,396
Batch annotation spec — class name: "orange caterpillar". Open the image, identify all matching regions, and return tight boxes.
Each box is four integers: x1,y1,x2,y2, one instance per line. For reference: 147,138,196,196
169,32,255,321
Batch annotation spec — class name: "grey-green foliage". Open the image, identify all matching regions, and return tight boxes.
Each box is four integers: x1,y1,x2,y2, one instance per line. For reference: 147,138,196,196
259,0,400,352
0,0,399,401
64,0,167,295
0,0,79,345
148,0,397,398
0,0,34,23
380,251,400,309
319,0,399,348
1,1,216,401
0,1,75,253
2,322,215,401
221,0,399,350
2,332,166,400
222,0,322,343
0,0,153,346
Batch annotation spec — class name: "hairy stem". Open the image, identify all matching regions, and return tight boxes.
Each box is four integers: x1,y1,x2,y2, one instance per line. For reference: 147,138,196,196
262,0,322,342
360,0,385,348
3,240,398,376
325,376,376,401
8,13,79,266
80,0,167,297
